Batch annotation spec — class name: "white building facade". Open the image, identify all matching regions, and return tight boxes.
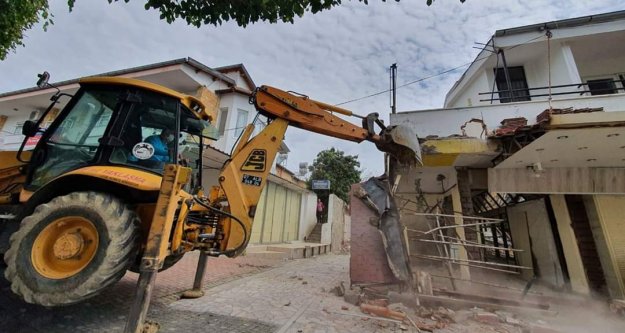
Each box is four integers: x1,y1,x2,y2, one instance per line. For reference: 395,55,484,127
391,11,625,300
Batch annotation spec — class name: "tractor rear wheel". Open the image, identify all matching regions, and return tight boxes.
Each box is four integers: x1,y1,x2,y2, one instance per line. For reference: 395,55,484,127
3,191,139,306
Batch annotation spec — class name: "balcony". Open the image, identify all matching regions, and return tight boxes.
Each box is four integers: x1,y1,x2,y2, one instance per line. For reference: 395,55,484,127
392,91,625,139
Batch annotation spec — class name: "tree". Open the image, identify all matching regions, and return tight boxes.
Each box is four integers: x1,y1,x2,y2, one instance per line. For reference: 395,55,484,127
0,0,466,60
307,148,361,203
0,1,52,60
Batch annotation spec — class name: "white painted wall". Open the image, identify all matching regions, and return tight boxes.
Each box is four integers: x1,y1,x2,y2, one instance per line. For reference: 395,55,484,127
321,194,348,250
448,71,491,108
445,22,625,109
298,191,318,241
392,93,625,138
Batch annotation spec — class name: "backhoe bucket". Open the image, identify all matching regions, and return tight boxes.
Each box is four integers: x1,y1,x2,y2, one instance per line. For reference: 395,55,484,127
376,125,422,166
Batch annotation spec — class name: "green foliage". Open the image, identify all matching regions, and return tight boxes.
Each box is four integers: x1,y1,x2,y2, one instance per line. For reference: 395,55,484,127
0,0,467,60
0,0,51,60
307,148,361,203
135,0,466,28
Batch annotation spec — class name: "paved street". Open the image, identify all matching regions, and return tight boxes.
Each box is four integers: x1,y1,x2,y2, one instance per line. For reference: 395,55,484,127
0,252,283,333
0,252,410,333
4,252,623,333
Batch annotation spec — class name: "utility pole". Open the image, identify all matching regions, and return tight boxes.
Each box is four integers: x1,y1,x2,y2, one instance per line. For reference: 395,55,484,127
390,63,397,114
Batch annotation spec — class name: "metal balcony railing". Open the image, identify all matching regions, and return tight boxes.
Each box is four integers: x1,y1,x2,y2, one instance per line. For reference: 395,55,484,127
479,79,625,103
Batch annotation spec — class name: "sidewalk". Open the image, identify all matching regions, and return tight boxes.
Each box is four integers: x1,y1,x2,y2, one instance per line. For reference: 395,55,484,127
170,254,399,333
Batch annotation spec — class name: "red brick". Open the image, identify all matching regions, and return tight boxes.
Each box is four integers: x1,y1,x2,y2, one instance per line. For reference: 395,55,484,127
349,184,398,285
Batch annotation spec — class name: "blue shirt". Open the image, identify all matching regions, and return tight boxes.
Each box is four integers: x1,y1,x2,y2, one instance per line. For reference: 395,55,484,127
145,135,170,162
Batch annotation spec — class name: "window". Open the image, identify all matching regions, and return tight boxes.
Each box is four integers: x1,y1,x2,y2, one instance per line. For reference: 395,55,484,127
30,88,120,187
109,90,178,175
494,66,530,103
13,122,24,135
587,79,617,96
234,109,249,137
95,113,112,127
217,107,228,137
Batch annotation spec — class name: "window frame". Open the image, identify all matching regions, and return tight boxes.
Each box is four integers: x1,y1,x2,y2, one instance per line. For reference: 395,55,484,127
494,66,531,103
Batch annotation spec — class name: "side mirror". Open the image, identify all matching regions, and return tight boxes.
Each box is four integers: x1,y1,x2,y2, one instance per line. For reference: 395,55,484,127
22,120,39,137
36,71,50,88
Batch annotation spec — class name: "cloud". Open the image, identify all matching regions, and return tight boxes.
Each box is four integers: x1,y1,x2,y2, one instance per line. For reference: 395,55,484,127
1,0,623,176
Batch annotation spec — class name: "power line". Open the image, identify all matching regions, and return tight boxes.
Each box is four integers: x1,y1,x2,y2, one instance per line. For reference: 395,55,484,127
335,34,546,106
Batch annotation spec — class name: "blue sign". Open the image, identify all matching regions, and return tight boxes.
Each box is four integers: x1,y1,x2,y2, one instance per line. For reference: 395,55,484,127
311,179,331,190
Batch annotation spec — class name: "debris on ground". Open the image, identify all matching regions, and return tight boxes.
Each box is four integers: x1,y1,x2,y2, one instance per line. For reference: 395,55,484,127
331,282,615,333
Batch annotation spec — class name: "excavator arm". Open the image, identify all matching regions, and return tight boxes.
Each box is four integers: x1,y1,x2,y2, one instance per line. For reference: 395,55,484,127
215,85,420,256
127,85,421,333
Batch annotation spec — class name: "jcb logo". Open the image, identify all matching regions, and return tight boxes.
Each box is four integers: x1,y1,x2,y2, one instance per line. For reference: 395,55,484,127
241,149,266,172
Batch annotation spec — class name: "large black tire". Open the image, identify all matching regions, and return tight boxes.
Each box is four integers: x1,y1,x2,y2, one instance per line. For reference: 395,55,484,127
3,192,139,306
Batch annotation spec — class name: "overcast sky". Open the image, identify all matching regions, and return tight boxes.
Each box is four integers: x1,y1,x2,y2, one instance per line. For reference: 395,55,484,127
1,0,623,177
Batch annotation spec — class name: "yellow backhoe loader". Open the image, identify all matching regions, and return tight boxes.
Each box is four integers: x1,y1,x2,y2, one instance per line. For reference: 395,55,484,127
0,74,420,332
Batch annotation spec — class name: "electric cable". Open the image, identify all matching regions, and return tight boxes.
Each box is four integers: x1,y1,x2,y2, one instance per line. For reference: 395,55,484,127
335,34,546,106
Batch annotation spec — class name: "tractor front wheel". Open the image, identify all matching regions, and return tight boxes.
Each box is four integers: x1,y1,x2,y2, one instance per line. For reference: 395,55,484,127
3,191,139,306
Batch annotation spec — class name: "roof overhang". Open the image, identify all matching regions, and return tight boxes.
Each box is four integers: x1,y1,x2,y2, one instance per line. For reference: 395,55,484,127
489,111,625,194
495,111,625,169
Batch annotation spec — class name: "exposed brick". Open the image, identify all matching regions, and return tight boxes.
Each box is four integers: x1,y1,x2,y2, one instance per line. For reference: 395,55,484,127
349,184,398,285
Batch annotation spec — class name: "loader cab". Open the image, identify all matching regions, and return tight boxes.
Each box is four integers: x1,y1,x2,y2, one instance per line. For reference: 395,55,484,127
21,78,214,194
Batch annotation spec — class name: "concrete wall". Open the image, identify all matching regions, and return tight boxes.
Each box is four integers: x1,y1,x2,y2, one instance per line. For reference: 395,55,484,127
349,184,398,285
392,93,625,138
298,191,318,241
327,194,348,253
449,71,491,108
321,194,347,250
550,195,591,294
249,181,302,244
507,199,565,287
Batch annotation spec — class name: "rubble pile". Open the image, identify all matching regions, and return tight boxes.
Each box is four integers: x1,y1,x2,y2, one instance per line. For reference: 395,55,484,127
331,281,574,333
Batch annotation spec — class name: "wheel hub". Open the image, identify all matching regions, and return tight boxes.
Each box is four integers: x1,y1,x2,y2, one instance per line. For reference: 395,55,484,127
52,232,85,260
31,216,99,279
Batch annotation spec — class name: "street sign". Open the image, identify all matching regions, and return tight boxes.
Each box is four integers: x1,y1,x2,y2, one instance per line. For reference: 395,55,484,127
311,179,330,190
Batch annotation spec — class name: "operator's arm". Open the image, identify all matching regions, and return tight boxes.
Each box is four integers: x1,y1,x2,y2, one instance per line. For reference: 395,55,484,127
145,135,169,162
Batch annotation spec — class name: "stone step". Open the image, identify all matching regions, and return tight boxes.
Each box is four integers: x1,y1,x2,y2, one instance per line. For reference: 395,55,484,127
243,250,290,260
266,243,331,259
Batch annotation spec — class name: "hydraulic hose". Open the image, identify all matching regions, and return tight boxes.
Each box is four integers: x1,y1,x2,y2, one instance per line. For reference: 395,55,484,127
192,197,248,256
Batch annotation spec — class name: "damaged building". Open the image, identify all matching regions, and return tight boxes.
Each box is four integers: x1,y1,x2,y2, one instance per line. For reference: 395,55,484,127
350,10,625,313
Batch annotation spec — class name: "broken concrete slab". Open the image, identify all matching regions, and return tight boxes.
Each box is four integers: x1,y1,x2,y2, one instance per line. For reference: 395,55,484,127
473,312,500,325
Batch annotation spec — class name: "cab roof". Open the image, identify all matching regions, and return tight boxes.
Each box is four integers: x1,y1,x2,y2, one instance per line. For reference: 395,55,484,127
79,76,212,122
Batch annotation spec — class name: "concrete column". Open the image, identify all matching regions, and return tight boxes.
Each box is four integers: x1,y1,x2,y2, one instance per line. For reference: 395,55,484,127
549,195,590,294
451,186,471,280
560,43,582,84
585,195,625,299
456,169,481,260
